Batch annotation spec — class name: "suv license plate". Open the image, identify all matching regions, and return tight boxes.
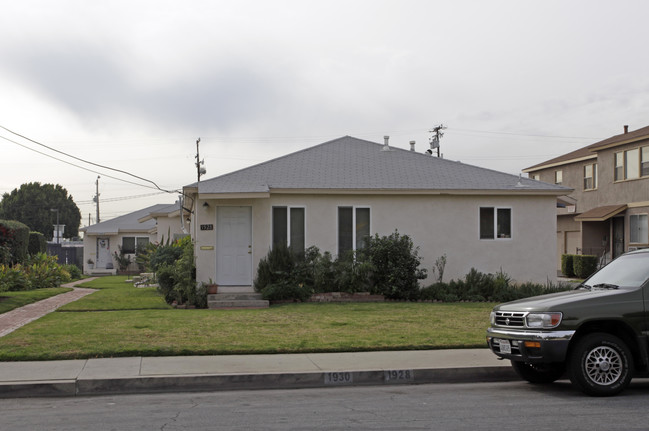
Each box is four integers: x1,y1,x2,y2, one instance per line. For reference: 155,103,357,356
499,339,511,354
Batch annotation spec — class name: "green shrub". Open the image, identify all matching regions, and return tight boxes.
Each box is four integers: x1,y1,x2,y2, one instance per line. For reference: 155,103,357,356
154,237,204,308
260,281,312,302
0,264,30,291
561,254,575,277
362,231,427,300
28,232,46,255
419,268,574,302
0,220,30,264
253,242,294,292
573,255,598,278
25,253,70,289
63,264,82,280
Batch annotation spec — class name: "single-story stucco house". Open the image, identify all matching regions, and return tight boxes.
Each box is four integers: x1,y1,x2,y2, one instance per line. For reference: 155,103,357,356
183,136,571,296
81,202,188,274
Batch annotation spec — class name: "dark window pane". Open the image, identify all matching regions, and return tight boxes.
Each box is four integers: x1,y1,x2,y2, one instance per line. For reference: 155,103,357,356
290,208,305,255
272,207,287,248
497,208,511,238
356,208,370,249
122,237,135,254
136,237,150,254
480,207,494,239
338,207,353,255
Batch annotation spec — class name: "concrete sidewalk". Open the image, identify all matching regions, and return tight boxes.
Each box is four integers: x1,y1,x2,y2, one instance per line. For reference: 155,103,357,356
0,349,516,398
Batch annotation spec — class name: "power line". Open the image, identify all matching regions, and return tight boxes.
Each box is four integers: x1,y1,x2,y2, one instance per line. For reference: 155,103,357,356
0,134,162,191
0,125,178,194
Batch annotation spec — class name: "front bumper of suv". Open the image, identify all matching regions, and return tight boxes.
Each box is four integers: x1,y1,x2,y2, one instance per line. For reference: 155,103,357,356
486,327,575,363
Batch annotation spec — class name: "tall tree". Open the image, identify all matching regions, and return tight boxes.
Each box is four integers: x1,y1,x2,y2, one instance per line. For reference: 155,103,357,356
0,182,82,240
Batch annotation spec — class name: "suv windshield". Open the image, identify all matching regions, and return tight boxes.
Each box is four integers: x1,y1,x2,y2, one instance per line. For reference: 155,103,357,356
585,253,649,288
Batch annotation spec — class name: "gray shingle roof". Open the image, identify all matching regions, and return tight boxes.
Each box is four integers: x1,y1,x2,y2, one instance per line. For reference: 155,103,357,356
81,204,173,235
196,136,569,195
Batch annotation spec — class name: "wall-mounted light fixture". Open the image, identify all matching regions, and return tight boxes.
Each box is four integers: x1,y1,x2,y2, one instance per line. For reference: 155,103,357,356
202,202,209,209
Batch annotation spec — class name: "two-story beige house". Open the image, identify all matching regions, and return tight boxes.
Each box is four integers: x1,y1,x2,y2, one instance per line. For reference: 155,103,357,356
524,125,649,270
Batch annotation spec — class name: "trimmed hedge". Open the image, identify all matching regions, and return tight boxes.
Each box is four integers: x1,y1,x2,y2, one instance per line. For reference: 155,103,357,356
0,220,30,264
28,231,47,255
573,254,598,279
561,254,574,278
561,254,598,279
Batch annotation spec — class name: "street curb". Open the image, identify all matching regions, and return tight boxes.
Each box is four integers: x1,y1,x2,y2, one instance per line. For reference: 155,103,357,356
0,366,517,398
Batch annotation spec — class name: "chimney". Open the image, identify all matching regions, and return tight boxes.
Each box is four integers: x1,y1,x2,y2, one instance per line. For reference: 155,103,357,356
381,135,391,151
624,125,629,134
409,140,416,151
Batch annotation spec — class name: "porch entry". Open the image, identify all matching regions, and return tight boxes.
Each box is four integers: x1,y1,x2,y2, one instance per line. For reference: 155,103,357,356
216,206,252,286
96,237,112,269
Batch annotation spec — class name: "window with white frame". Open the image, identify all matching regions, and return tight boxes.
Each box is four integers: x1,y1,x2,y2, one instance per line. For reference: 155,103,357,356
480,207,511,240
272,206,305,254
121,236,150,254
338,206,370,255
630,214,648,244
583,163,597,190
554,170,562,185
531,174,540,181
615,147,647,181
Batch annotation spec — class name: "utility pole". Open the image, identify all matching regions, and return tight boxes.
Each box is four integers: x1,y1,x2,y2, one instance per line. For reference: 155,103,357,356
93,176,101,223
428,124,447,157
195,138,206,182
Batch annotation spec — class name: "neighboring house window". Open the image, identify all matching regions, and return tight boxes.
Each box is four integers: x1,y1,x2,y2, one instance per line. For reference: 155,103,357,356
272,206,305,255
630,214,648,244
615,148,644,181
531,174,540,181
554,170,562,185
583,163,597,190
615,152,624,181
626,148,640,179
338,206,370,255
121,237,149,254
480,207,511,240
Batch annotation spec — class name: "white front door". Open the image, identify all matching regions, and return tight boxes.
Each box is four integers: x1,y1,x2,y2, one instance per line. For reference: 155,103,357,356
96,237,112,269
216,206,252,285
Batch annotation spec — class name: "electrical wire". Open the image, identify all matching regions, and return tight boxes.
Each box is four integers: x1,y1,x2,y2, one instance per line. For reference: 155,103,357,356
0,125,178,194
0,134,163,191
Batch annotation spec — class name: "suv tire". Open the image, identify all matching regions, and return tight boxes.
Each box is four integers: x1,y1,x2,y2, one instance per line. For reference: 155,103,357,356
568,333,633,397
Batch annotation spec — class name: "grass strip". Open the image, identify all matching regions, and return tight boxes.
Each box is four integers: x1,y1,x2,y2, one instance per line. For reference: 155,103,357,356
0,288,73,315
0,302,493,361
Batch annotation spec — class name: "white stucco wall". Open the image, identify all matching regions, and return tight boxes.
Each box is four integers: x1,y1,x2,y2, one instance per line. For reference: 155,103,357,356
193,193,558,286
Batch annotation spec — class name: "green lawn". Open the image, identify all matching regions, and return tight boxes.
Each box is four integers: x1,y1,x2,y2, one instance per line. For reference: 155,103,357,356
0,287,73,314
0,276,495,361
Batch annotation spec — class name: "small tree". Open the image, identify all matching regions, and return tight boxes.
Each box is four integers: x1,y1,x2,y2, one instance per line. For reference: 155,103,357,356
113,245,132,273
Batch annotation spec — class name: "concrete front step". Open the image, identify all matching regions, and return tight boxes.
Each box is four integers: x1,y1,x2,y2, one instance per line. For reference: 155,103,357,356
208,292,269,309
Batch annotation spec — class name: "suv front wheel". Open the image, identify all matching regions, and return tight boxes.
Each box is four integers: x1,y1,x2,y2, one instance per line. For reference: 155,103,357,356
568,333,633,397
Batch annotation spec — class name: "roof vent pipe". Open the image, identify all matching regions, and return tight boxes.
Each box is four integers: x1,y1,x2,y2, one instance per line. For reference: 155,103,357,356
381,135,391,151
624,125,629,134
409,140,416,151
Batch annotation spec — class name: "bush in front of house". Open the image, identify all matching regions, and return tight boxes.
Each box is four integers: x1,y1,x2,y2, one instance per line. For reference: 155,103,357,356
254,231,428,302
361,231,427,300
155,236,205,308
561,254,575,278
24,253,71,289
573,254,598,279
418,268,574,302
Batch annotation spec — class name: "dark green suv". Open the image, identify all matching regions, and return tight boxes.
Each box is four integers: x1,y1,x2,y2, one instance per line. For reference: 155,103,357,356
487,249,649,396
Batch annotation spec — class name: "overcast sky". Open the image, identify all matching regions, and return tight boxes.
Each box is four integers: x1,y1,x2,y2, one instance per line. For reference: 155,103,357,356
2,0,648,226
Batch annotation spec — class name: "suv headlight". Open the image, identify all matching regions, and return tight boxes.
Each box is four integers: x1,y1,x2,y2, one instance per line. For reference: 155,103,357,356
526,312,562,328
490,311,496,325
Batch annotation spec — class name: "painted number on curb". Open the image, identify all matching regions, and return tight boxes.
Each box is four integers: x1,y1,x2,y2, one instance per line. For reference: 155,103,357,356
324,372,353,385
385,369,414,382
